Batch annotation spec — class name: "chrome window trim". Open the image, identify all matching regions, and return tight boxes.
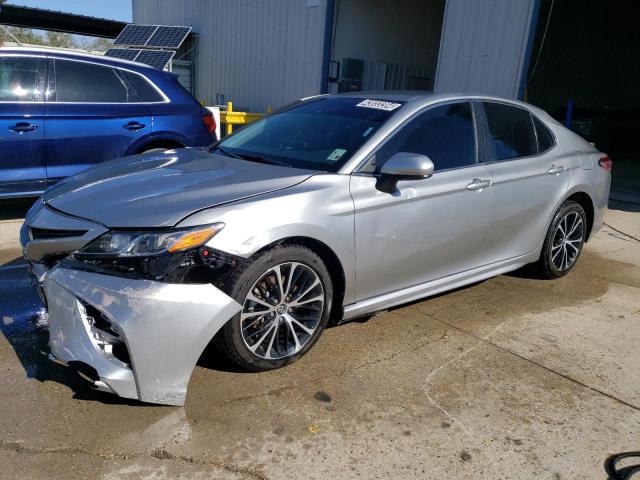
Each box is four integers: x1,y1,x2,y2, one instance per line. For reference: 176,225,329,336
0,53,170,104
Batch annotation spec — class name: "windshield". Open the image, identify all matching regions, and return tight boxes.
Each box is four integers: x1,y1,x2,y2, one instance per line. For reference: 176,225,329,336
213,97,404,172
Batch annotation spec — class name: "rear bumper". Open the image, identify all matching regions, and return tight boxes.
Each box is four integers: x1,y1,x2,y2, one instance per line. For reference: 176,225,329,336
44,266,241,406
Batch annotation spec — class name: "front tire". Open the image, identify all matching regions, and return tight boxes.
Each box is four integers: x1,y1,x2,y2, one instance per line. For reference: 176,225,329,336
220,245,333,371
534,200,587,278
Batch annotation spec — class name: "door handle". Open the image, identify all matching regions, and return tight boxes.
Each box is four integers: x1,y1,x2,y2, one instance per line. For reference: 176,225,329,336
123,121,145,131
466,178,492,191
547,165,565,175
9,122,38,133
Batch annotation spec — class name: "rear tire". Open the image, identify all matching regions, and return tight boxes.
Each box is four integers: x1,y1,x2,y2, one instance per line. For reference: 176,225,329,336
220,245,333,371
533,200,587,279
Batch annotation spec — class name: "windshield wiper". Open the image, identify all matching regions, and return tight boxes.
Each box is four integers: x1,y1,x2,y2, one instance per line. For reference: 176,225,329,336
213,147,291,167
212,146,241,159
235,153,291,167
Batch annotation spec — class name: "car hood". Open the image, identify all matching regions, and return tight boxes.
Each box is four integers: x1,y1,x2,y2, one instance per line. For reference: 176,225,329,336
43,149,316,228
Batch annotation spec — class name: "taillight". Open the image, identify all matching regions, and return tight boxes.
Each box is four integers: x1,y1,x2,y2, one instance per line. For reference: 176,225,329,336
202,113,216,134
598,155,612,172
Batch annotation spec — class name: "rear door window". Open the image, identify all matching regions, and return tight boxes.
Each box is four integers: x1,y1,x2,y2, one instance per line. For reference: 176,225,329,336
483,102,537,161
0,56,43,102
53,59,128,103
366,102,477,172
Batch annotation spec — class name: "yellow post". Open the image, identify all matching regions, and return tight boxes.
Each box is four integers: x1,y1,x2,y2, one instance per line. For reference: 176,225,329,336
267,105,273,114
226,101,233,136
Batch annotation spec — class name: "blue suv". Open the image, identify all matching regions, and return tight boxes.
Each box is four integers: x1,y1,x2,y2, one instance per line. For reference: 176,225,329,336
0,47,216,198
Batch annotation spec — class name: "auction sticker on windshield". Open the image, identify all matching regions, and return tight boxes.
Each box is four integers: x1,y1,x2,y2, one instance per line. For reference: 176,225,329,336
356,99,402,111
327,148,347,161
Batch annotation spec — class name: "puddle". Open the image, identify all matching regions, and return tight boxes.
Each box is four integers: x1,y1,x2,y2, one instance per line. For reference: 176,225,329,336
0,259,50,380
0,261,44,335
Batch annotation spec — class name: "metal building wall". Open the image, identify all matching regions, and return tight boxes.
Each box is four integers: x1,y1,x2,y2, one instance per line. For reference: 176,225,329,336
132,0,329,111
434,0,538,98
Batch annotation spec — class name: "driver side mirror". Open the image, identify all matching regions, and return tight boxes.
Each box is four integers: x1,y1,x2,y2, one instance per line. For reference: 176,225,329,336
376,152,434,192
379,152,435,178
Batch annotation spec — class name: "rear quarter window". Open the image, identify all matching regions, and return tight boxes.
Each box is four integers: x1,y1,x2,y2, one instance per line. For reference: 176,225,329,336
532,116,555,153
120,70,164,102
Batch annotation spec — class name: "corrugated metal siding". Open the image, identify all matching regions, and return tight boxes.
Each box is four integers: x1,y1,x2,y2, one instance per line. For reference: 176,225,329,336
434,0,536,98
132,0,328,111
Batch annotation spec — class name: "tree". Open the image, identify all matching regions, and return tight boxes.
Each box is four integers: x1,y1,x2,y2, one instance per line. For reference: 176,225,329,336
0,26,111,51
82,36,113,52
44,31,77,49
0,26,46,47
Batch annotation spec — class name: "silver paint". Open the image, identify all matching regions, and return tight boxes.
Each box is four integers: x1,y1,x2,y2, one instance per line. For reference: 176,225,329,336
44,267,241,405
42,148,316,228
21,93,610,405
379,152,435,177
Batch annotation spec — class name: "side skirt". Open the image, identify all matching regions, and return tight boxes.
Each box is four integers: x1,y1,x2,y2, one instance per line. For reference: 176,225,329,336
341,252,539,321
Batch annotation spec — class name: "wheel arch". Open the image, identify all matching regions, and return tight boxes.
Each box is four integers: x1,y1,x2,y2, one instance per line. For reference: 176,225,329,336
131,137,186,154
254,236,346,324
125,131,189,155
564,191,595,241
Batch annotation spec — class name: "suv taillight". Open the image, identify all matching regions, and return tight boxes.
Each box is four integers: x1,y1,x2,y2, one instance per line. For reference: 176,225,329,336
598,155,612,172
202,112,216,134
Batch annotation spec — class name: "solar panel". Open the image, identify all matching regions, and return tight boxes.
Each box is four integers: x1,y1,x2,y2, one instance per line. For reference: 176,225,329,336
146,26,191,49
104,48,142,61
113,24,158,47
135,50,175,70
110,24,190,70
114,24,191,49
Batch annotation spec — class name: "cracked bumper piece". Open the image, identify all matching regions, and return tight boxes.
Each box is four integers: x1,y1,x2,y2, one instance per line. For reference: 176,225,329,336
44,267,242,406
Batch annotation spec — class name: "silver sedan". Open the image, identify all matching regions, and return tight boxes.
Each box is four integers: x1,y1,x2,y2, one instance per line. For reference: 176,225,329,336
20,93,611,405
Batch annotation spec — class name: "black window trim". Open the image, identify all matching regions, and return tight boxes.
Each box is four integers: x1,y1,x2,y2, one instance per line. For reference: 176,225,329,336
531,112,557,156
354,99,483,176
0,53,47,104
47,56,169,105
476,99,557,164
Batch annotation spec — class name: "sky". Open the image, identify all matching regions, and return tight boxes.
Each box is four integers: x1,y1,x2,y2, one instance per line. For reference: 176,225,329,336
6,0,133,22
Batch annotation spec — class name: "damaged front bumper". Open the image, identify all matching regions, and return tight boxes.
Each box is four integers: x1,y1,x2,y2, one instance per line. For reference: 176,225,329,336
44,266,241,406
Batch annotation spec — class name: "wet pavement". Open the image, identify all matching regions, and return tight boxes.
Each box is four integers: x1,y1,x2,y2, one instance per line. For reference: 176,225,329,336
1,207,639,479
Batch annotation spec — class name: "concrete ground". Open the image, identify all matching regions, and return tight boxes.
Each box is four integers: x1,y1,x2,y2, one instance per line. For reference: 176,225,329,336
1,195,639,479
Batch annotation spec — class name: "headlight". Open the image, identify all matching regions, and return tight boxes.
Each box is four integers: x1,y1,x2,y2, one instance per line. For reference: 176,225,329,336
78,223,224,257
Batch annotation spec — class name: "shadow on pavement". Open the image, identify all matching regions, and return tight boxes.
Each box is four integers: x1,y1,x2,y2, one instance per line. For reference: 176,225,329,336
609,156,640,213
604,451,640,480
0,198,37,221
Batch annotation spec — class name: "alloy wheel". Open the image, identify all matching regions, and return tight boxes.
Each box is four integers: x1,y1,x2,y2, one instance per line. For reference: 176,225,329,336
240,262,325,360
550,210,584,271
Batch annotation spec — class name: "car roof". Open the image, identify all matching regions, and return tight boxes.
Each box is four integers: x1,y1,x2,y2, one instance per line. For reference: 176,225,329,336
333,90,543,113
336,90,434,102
0,46,159,73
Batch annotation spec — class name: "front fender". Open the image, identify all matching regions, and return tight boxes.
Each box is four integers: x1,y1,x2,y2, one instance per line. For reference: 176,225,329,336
177,174,357,304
